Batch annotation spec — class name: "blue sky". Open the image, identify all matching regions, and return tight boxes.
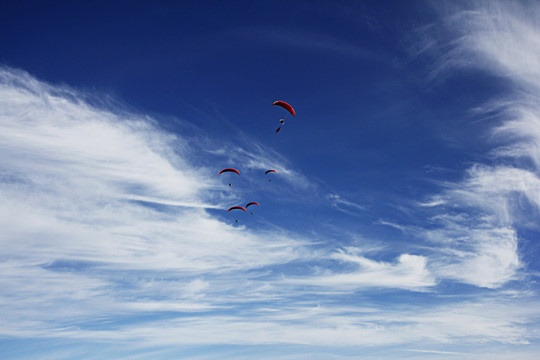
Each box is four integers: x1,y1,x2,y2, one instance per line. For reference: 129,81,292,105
1,1,540,359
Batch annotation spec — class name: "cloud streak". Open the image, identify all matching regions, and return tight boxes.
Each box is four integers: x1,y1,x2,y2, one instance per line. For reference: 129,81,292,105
287,247,435,291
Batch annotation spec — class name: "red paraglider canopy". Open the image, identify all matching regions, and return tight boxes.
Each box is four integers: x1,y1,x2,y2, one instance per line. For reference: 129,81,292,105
246,202,260,208
265,169,278,175
219,168,240,175
272,100,295,116
227,206,246,212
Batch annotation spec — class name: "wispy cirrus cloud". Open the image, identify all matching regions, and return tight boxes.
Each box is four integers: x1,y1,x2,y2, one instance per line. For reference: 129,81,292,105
235,26,382,61
2,293,536,349
408,0,540,289
327,193,367,215
286,247,435,291
0,66,314,338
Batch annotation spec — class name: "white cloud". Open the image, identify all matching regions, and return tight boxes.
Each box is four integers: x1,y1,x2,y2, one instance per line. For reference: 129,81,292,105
0,67,316,340
491,96,540,170
410,0,540,289
428,224,520,288
327,193,367,214
2,295,536,349
0,66,310,272
286,247,435,291
416,1,540,87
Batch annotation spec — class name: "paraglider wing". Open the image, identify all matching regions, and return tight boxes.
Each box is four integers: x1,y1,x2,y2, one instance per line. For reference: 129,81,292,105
246,202,260,208
265,169,278,175
219,168,240,175
273,100,295,116
227,206,246,212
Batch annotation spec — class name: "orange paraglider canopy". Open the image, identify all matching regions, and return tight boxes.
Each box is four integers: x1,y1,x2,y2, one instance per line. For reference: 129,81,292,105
227,206,246,212
272,100,295,116
219,168,240,175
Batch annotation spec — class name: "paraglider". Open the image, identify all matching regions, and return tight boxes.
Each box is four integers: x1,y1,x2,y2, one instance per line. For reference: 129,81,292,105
246,202,260,215
265,169,277,182
272,100,295,133
227,205,246,223
219,168,240,187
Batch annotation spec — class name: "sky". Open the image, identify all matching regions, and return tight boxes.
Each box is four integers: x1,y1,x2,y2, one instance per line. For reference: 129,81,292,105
1,0,540,359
